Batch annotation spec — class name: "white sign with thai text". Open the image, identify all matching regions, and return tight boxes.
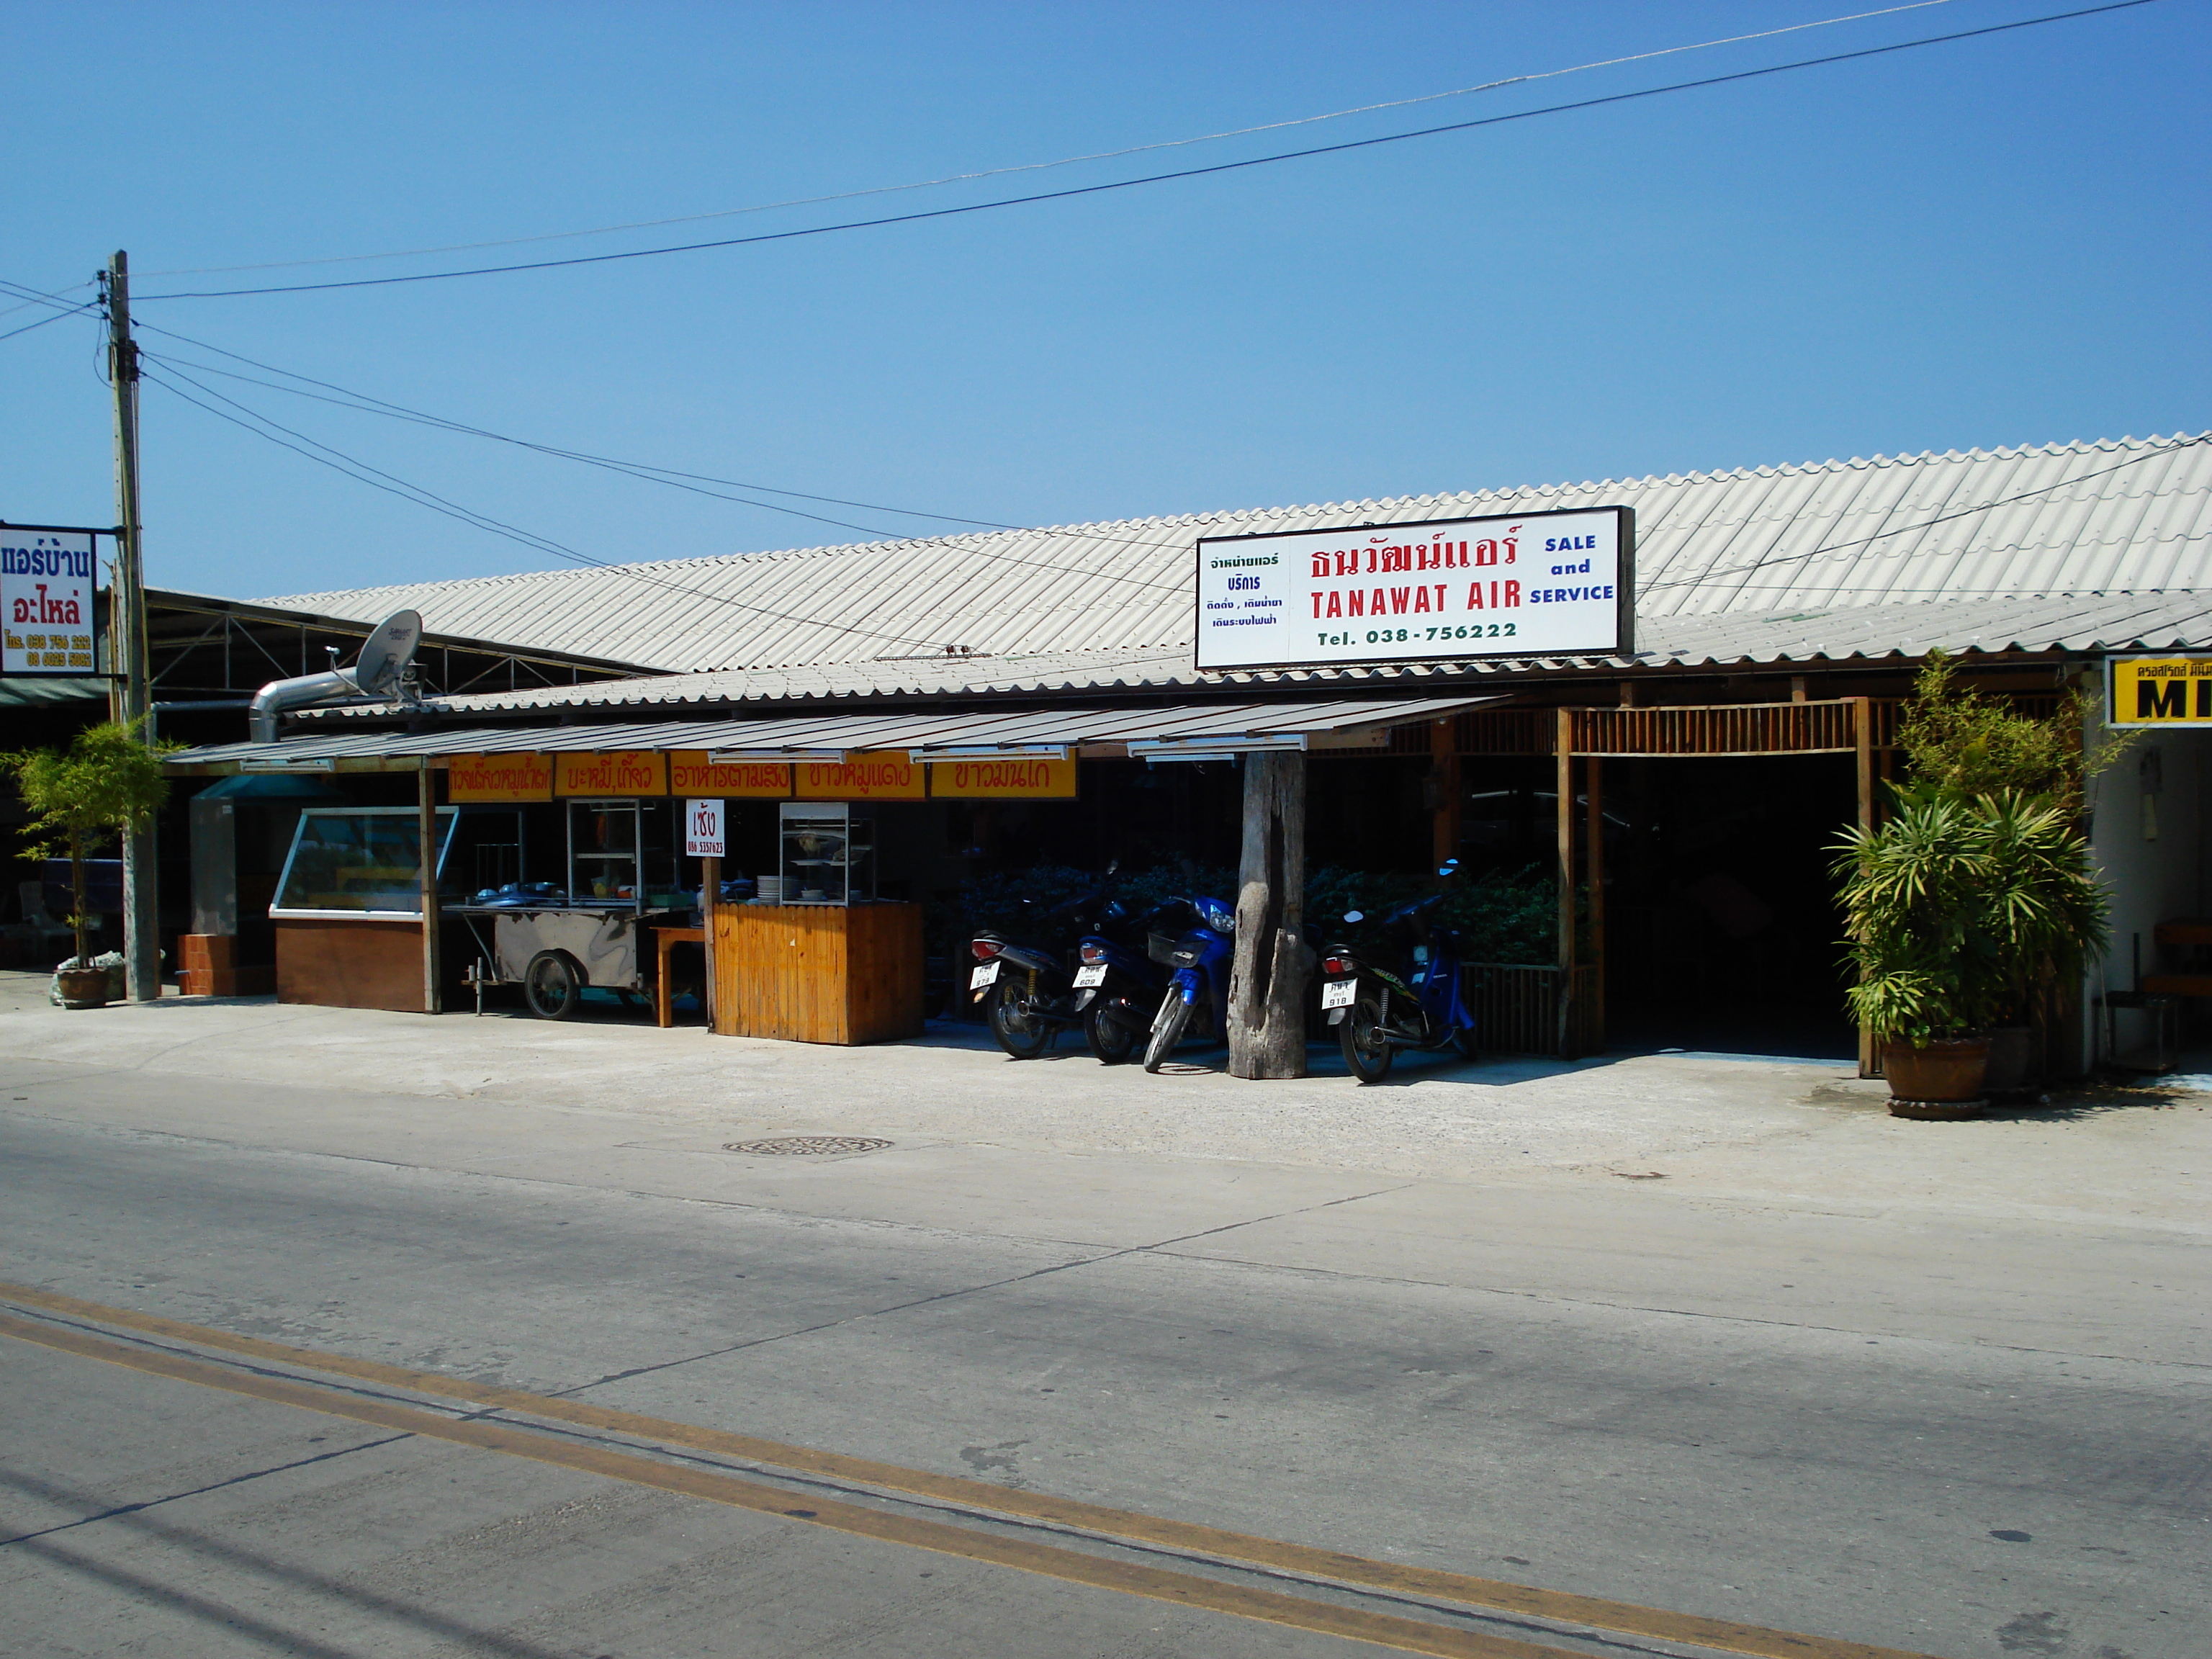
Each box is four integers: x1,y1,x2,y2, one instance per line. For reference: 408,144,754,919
684,798,726,858
1195,507,1631,673
2,530,97,676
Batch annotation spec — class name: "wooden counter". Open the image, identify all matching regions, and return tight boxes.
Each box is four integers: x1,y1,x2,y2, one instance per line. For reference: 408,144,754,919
711,902,923,1045
276,916,427,1012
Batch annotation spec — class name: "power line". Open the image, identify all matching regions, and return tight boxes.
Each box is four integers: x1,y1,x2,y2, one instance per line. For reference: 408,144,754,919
126,320,1200,585
138,361,953,655
139,1,2165,302
0,301,96,343
138,1,1956,279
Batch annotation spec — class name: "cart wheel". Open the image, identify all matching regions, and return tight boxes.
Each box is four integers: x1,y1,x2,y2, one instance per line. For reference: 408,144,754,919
522,950,584,1020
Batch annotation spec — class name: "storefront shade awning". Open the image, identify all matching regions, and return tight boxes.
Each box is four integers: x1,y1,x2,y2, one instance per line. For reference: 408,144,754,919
164,694,1505,772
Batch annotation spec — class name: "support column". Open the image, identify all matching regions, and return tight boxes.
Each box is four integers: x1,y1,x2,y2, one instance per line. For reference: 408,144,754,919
418,760,441,1015
1586,752,1605,1053
1853,696,1875,1076
1555,709,1576,1058
1429,717,1460,871
701,853,719,1035
1227,750,1313,1079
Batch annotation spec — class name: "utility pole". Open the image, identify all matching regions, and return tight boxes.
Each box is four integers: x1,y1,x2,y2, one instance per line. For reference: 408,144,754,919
102,251,159,1003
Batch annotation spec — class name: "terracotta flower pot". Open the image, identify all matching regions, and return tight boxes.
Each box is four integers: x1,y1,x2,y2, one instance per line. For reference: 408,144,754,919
1882,1038,1989,1114
55,965,110,1010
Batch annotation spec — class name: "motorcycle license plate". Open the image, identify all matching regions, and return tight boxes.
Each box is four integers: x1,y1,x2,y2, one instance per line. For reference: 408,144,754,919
969,961,1001,989
1072,964,1107,988
1321,979,1357,1010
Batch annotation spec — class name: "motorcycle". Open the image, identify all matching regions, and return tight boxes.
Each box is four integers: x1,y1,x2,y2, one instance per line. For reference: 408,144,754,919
968,866,1123,1060
1141,895,1238,1073
1071,902,1177,1064
1319,866,1478,1084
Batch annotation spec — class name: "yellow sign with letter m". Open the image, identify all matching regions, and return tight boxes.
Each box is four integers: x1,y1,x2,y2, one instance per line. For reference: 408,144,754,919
2108,655,2212,727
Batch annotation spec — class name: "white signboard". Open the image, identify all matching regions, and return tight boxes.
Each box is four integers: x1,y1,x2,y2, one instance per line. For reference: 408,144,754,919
1,529,98,676
1195,507,1632,673
684,798,726,858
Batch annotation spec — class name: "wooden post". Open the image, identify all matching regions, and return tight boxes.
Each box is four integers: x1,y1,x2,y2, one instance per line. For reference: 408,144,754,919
1227,750,1313,1079
418,759,441,1015
1429,718,1460,871
701,853,719,1034
1555,709,1576,1058
1586,752,1605,1053
1852,696,1875,1077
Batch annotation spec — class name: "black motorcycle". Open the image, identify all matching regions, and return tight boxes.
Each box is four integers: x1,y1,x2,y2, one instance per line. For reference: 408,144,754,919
968,866,1125,1059
1318,865,1479,1084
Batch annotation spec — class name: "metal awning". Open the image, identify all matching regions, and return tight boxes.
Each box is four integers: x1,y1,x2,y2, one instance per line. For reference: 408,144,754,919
164,694,1503,773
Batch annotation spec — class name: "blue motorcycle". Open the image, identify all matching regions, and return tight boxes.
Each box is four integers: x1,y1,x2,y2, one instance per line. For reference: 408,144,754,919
1319,868,1478,1084
1142,896,1238,1073
1071,902,1175,1064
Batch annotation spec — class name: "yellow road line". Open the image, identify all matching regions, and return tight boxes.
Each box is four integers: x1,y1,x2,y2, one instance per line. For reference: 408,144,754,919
4,1309,1572,1659
0,1282,1936,1659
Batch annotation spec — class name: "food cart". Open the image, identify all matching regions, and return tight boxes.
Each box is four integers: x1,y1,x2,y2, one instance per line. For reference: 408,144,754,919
452,797,693,1017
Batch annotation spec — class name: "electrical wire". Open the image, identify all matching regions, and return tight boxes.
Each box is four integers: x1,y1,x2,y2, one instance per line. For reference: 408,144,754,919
0,302,96,343
139,1,1957,279
138,1,2167,302
137,361,955,655
132,326,1194,587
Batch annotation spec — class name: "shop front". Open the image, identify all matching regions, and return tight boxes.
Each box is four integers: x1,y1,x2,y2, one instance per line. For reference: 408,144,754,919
163,695,1493,1045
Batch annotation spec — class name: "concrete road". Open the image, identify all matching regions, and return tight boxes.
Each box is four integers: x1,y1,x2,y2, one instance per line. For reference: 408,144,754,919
1,992,2206,1657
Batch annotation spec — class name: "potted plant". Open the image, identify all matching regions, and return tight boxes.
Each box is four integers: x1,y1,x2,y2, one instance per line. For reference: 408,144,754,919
1877,652,2124,1093
4,720,175,1010
1833,785,2110,1116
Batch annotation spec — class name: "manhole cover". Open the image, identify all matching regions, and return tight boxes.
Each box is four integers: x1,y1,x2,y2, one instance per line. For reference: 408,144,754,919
722,1136,893,1156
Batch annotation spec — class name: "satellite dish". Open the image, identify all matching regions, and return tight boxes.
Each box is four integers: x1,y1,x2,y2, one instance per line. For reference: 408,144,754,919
351,610,422,697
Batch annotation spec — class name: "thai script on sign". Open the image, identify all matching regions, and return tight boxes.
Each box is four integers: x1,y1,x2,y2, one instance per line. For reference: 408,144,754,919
555,751,668,796
1,532,97,675
448,753,554,802
1195,508,1629,673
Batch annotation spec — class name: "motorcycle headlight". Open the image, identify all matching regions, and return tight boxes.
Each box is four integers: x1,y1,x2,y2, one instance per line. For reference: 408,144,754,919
1202,904,1234,932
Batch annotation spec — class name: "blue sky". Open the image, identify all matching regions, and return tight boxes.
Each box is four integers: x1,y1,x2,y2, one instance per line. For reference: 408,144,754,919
4,1,2206,601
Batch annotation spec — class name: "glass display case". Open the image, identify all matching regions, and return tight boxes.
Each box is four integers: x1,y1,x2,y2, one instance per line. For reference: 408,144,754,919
566,799,681,912
778,801,875,904
271,807,460,919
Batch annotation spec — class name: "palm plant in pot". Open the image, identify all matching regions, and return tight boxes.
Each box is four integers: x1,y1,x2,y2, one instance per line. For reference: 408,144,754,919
4,720,174,1009
1833,786,2109,1115
1879,652,2126,1092
1833,787,2008,1113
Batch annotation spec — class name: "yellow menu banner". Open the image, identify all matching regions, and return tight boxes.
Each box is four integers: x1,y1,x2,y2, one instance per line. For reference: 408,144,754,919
928,757,1079,799
2110,656,2212,727
669,751,791,797
448,752,554,802
796,751,924,800
555,750,668,796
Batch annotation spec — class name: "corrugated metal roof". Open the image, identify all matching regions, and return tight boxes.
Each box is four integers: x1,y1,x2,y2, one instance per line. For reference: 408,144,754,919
169,693,1499,768
291,590,2212,721
262,433,2212,680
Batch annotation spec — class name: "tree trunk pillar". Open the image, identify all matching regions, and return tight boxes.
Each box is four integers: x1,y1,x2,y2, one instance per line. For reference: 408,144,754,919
1227,750,1313,1079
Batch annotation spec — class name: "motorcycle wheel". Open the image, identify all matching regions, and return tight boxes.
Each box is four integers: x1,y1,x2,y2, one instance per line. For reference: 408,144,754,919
1339,984,1395,1083
1142,995,1192,1073
985,980,1053,1060
1085,1001,1141,1065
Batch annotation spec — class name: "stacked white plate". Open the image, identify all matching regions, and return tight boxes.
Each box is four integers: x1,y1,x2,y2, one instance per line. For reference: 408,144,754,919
755,875,783,902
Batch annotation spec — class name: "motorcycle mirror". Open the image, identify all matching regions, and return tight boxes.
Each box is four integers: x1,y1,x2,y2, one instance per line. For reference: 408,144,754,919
1106,858,1120,876
1343,910,1364,924
1438,860,1460,876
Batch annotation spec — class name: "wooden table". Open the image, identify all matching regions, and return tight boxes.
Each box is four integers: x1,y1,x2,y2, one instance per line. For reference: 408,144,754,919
652,925,705,1028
